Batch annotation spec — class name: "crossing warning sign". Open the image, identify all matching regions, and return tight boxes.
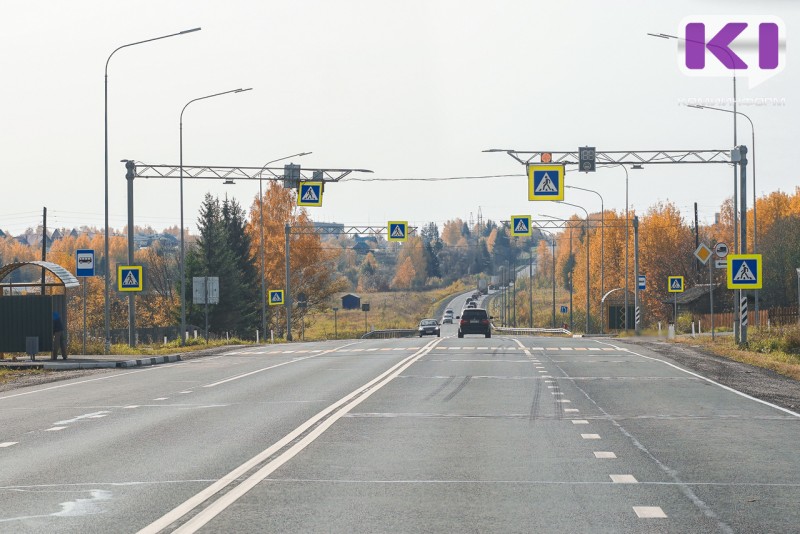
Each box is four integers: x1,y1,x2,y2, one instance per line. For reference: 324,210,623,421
510,215,532,237
117,265,143,292
387,221,408,242
528,164,564,201
667,276,684,293
727,254,762,289
297,182,323,207
268,289,285,306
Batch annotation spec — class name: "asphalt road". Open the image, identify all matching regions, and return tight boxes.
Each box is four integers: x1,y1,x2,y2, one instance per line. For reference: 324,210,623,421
2,309,799,532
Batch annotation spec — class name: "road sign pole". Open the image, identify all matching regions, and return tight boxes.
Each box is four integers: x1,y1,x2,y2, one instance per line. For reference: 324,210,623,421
710,258,715,341
204,276,209,344
739,146,749,345
126,161,136,348
674,293,678,326
633,216,640,335
285,223,292,342
83,281,87,355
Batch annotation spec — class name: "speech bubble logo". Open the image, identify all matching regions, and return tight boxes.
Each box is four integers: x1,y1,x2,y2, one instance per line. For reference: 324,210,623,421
677,15,786,89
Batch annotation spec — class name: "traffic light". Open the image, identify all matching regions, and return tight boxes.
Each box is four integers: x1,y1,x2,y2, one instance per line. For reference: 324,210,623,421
579,146,596,173
125,160,135,180
283,163,301,188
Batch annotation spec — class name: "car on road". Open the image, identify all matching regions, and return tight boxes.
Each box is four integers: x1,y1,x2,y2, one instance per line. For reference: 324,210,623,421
442,309,454,324
457,308,492,338
418,319,441,337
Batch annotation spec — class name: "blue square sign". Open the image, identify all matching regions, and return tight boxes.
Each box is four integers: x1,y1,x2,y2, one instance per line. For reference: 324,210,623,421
76,249,95,277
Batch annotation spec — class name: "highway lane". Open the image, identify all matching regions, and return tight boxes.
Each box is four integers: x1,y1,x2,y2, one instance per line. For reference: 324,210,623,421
2,329,799,532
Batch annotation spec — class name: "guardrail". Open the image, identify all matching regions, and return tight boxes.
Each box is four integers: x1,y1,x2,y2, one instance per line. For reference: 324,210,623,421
491,326,573,336
360,329,418,340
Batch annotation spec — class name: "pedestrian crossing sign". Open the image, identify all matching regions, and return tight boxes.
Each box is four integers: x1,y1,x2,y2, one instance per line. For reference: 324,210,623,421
297,182,323,207
268,289,285,306
117,265,143,292
667,276,684,293
510,215,532,237
387,221,408,242
727,254,762,289
528,164,564,201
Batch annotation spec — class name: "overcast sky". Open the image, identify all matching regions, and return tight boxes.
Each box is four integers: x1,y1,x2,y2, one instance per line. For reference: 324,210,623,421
1,0,796,236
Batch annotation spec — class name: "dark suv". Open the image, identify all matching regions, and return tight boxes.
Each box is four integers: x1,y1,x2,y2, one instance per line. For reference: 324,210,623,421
458,308,492,338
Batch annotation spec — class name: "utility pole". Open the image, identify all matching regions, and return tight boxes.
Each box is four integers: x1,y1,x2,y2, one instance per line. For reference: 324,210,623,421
285,223,292,342
40,207,47,295
633,216,641,335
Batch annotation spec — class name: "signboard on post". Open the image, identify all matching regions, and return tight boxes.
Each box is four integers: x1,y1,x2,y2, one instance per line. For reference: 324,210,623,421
76,249,95,277
387,221,408,242
297,182,323,207
117,265,143,292
527,164,564,201
637,275,646,290
727,254,763,290
714,242,729,258
578,146,596,172
510,215,532,237
560,305,568,314
694,243,712,265
667,276,684,293
268,289,285,306
192,277,220,304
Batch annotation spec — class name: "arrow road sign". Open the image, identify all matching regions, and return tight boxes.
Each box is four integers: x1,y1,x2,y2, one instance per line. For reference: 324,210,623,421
387,221,408,242
510,215,532,237
560,306,568,313
117,265,143,292
268,289,285,306
297,182,323,207
528,164,564,201
727,254,762,289
668,276,684,293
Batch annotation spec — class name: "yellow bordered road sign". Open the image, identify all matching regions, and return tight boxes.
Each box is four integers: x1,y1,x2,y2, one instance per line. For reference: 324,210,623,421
387,221,408,242
268,289,285,306
694,243,712,265
727,254,762,289
528,164,564,201
667,276,684,293
297,182,323,207
118,265,143,292
510,215,532,237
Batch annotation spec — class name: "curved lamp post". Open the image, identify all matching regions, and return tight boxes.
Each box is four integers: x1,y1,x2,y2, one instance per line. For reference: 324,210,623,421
566,185,604,332
179,88,252,344
104,27,200,353
558,202,590,334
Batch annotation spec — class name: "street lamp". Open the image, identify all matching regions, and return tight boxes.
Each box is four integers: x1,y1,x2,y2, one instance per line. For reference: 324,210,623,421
104,27,200,353
179,87,252,345
256,152,312,342
566,185,604,332
558,201,590,334
689,104,759,324
540,214,574,330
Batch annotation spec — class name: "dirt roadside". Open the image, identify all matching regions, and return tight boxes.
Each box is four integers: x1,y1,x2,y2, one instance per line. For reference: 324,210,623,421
619,337,800,413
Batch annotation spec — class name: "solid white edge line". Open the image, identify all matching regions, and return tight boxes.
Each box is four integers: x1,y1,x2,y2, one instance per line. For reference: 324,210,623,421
137,337,441,534
595,340,800,419
201,341,363,388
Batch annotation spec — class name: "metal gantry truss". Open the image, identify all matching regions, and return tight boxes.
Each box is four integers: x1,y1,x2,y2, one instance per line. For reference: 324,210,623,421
130,163,373,183
483,148,733,166
288,224,418,237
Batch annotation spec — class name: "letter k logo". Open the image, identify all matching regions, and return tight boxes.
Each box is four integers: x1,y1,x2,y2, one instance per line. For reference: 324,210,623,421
685,22,748,69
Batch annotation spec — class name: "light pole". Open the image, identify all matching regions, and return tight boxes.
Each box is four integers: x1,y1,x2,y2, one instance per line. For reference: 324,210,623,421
558,202,590,334
649,31,742,342
333,307,339,339
256,152,312,342
104,27,200,353
566,185,604,332
540,214,575,330
179,88,252,345
796,268,800,327
689,104,758,324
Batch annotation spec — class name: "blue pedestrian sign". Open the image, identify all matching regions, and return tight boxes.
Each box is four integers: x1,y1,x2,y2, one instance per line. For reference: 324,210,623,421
76,249,95,277
297,182,323,207
637,275,646,291
268,289,285,306
510,215,532,237
727,254,762,290
387,221,408,242
528,164,564,201
117,265,143,292
560,305,568,313
667,276,684,293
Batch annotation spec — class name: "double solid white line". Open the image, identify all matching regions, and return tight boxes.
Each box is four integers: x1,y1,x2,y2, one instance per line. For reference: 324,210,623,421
138,337,442,534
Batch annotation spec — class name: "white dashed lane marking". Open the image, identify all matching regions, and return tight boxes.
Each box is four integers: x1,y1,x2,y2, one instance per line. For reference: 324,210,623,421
153,398,168,401
581,434,601,439
633,506,667,518
571,420,589,424
0,442,17,448
610,474,638,484
594,451,617,459
564,408,579,412
44,427,66,432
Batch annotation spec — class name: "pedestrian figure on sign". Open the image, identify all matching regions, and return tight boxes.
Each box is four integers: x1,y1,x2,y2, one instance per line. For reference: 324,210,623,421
52,312,67,360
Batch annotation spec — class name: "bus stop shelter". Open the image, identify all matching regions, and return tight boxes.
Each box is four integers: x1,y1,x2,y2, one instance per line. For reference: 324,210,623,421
0,261,78,355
